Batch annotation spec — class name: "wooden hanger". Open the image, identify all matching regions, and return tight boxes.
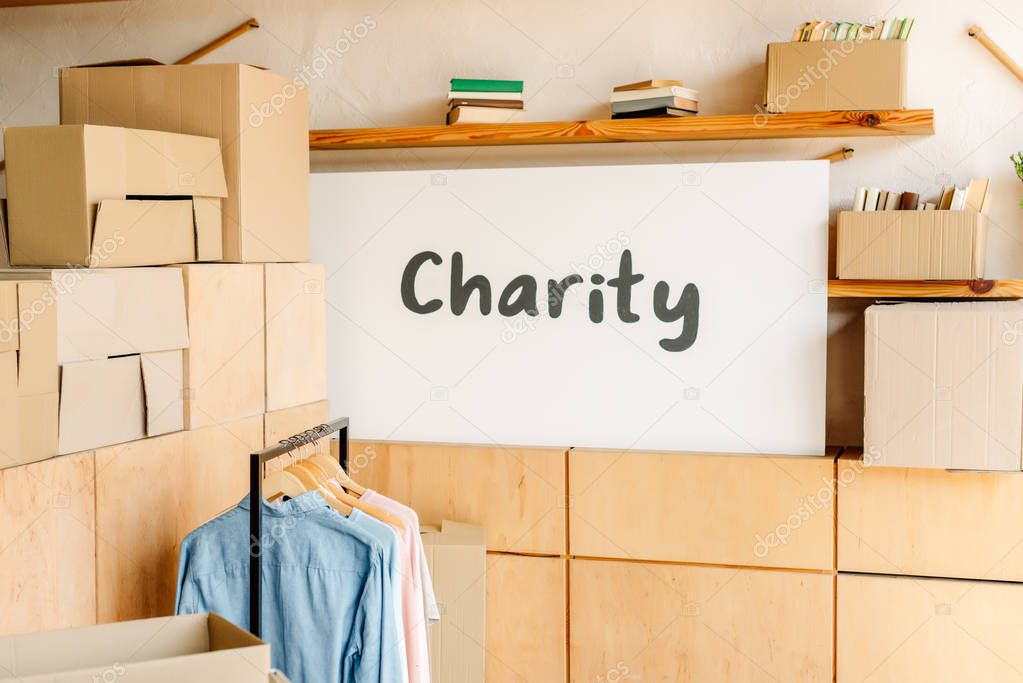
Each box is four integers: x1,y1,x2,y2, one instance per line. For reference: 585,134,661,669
262,453,308,502
284,445,353,515
301,442,405,530
309,450,367,497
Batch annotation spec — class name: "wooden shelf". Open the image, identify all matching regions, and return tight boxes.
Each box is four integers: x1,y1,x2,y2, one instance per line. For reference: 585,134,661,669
309,109,934,151
828,279,1023,299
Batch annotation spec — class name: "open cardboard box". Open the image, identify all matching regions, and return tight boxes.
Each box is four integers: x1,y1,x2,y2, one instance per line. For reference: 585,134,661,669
0,268,189,462
0,612,269,683
3,124,227,267
764,40,907,113
837,209,988,280
60,60,309,263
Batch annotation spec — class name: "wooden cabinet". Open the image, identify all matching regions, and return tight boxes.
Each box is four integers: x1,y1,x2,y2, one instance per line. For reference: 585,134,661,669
486,554,566,683
353,441,567,555
570,449,836,570
838,572,1023,682
0,452,96,635
570,558,833,682
95,416,262,622
838,452,1023,581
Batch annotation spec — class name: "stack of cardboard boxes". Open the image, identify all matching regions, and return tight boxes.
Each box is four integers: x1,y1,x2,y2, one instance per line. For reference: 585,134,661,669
0,60,325,471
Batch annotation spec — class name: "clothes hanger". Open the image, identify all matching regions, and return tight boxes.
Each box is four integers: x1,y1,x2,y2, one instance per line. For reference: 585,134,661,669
288,442,353,515
308,450,367,497
262,453,308,502
299,440,405,530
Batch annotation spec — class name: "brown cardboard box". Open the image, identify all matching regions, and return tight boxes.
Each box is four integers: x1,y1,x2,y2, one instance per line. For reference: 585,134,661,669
265,263,326,412
764,40,907,113
0,269,188,462
421,521,486,683
177,264,265,429
865,301,1023,470
0,280,59,469
837,210,987,280
4,125,226,267
0,612,269,683
60,62,310,263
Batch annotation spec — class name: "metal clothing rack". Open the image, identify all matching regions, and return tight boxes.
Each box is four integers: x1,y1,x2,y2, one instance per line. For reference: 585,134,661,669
248,416,350,638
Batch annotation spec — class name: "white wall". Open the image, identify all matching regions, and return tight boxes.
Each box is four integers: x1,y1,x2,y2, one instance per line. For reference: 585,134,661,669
1,0,1020,445
1,0,1022,276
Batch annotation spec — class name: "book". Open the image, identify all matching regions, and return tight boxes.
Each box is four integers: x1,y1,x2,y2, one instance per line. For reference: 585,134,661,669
446,90,523,101
937,186,955,210
864,187,881,211
446,106,519,124
876,190,889,211
852,186,868,211
965,178,991,213
611,96,699,114
922,202,936,210
610,85,699,103
949,186,968,210
450,78,523,93
448,98,524,110
610,107,698,119
898,192,919,210
883,191,901,211
613,79,684,92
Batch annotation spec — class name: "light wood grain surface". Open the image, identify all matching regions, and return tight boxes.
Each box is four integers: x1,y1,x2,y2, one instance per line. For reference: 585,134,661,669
264,264,327,413
828,278,1023,298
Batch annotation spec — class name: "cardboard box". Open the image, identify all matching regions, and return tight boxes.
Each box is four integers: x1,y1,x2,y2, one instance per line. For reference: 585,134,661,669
0,612,269,682
265,263,326,411
60,62,310,263
0,281,58,469
177,264,265,429
4,125,226,267
764,40,907,113
421,521,486,683
837,210,987,280
0,269,188,461
865,301,1023,470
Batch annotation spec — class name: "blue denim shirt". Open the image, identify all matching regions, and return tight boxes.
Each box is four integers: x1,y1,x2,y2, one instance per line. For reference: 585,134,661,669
175,493,404,683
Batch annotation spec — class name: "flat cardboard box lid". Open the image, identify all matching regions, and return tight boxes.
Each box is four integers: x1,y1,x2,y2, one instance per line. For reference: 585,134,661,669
422,520,486,546
0,613,268,682
66,58,268,70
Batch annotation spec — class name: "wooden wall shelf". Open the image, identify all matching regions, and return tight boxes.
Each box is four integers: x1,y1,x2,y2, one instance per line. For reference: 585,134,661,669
828,279,1023,299
309,109,934,151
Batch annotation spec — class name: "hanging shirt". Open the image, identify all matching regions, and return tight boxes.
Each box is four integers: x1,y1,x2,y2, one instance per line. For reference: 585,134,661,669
361,490,438,683
175,492,404,683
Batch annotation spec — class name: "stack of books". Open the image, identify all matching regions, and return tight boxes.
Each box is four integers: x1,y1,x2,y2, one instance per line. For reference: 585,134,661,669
851,178,990,212
610,80,698,119
791,17,915,41
447,78,524,124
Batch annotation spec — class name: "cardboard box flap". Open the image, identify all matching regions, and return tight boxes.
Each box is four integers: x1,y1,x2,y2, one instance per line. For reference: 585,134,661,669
141,349,184,437
69,57,165,67
192,197,224,262
0,283,17,353
58,355,146,455
0,199,9,269
124,128,228,198
16,281,58,396
93,199,197,267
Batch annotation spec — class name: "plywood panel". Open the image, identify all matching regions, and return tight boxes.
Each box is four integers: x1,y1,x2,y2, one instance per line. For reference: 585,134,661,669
570,449,836,570
838,453,1023,581
264,400,330,457
95,432,186,622
838,572,1023,682
181,414,264,534
571,559,832,683
178,264,265,429
0,452,96,635
265,263,327,412
353,441,566,555
486,554,566,683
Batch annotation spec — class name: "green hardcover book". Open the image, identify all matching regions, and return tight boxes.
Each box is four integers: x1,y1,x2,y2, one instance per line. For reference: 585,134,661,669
450,78,523,93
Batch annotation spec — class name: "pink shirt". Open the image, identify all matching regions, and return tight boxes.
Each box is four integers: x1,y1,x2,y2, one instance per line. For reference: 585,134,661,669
363,490,436,683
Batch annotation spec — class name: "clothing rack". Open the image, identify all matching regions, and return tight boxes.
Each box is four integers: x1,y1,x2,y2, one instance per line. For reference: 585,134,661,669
248,416,350,638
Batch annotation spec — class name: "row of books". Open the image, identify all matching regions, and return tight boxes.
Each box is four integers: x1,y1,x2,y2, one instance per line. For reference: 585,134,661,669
851,179,991,212
610,79,698,119
792,17,915,41
447,78,523,124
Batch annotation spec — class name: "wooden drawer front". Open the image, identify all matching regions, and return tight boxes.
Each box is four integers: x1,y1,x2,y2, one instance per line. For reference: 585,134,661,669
569,449,835,569
838,454,1023,581
352,441,567,555
0,451,96,635
487,554,567,683
570,559,832,683
838,572,1023,682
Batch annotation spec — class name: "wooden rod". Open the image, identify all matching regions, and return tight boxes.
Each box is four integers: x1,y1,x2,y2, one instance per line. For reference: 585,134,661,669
968,25,1023,84
816,147,854,163
176,18,260,65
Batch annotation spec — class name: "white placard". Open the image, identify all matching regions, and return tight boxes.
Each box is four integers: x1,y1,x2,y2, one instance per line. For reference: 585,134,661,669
311,162,828,455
